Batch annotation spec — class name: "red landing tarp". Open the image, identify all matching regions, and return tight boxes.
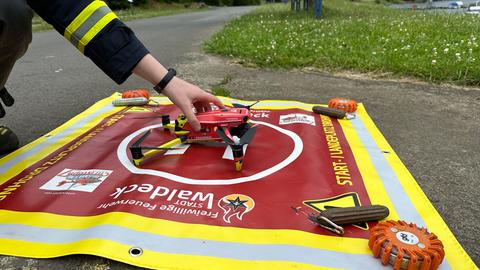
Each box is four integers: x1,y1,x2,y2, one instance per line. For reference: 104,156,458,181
0,94,476,269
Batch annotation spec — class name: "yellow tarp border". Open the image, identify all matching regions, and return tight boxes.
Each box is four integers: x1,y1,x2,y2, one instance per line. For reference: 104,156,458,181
342,105,477,269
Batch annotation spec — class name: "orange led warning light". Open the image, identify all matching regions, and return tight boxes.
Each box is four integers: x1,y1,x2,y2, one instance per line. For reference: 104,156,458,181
122,89,150,99
369,220,445,270
328,98,358,113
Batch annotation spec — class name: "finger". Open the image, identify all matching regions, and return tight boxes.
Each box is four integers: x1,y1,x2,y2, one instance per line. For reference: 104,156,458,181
183,107,201,131
207,95,225,109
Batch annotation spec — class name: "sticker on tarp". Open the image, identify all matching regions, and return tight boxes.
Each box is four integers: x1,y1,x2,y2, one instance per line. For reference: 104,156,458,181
279,113,316,126
0,94,476,270
39,169,112,192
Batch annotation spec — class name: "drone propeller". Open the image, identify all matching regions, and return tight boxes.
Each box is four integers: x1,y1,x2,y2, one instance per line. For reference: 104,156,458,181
232,101,259,109
132,114,171,122
133,116,164,119
215,125,257,146
215,127,235,145
239,125,257,145
195,141,227,147
132,130,152,148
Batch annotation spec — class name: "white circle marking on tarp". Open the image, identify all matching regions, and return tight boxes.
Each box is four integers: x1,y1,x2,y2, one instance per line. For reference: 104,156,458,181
117,121,303,185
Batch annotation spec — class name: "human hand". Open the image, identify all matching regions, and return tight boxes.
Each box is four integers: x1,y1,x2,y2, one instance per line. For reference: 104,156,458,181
130,54,224,130
162,77,225,131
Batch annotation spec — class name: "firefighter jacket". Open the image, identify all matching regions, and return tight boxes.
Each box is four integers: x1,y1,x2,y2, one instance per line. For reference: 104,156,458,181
27,0,149,84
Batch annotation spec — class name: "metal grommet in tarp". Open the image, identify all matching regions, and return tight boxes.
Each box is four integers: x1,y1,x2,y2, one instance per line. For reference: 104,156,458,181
128,247,143,257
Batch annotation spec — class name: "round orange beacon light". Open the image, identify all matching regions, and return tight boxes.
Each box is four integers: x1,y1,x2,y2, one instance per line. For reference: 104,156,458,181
122,89,150,99
328,98,358,113
369,220,445,270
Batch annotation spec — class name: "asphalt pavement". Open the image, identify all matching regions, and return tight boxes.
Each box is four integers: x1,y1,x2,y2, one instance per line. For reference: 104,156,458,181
1,6,254,145
179,52,480,267
1,5,479,269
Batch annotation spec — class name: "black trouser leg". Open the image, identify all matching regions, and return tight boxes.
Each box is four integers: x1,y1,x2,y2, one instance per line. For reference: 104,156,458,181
0,0,33,118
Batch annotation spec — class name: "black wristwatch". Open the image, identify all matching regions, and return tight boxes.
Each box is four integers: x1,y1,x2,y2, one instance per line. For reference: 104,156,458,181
153,68,177,93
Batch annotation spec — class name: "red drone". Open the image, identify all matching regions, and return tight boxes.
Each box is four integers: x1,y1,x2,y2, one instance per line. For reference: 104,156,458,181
129,102,259,171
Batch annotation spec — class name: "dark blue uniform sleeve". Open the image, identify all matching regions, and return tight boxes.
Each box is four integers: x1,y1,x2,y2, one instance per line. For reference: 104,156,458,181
84,20,149,84
27,0,149,84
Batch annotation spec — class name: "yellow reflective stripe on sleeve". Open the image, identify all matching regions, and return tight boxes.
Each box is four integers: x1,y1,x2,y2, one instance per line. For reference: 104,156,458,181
64,0,118,54
64,1,106,41
77,12,118,54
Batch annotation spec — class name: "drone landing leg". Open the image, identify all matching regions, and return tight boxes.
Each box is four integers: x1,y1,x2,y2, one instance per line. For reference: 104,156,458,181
132,154,144,166
234,160,243,171
232,145,244,172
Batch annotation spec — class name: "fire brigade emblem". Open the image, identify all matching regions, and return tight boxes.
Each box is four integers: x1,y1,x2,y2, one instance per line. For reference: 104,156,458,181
218,194,255,223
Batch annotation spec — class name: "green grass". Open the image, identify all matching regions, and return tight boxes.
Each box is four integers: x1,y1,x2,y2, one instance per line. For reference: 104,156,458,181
205,2,480,86
32,3,207,32
211,86,232,97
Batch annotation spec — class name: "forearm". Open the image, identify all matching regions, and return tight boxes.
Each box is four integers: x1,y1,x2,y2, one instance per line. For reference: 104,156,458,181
132,54,186,101
132,54,168,86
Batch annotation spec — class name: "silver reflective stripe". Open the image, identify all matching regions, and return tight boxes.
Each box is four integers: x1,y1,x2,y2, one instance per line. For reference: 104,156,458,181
349,116,452,269
68,5,112,49
349,116,426,226
0,223,380,269
0,103,114,176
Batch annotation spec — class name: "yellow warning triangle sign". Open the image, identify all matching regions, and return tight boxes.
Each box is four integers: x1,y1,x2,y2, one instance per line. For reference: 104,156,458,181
303,192,369,230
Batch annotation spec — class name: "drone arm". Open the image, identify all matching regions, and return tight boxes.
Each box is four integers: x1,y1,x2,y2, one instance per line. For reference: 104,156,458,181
163,123,175,130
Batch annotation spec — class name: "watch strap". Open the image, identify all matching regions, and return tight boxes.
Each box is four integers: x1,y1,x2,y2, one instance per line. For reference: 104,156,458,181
153,68,177,93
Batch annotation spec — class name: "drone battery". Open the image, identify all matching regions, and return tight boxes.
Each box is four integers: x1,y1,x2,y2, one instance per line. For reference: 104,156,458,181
112,97,149,107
